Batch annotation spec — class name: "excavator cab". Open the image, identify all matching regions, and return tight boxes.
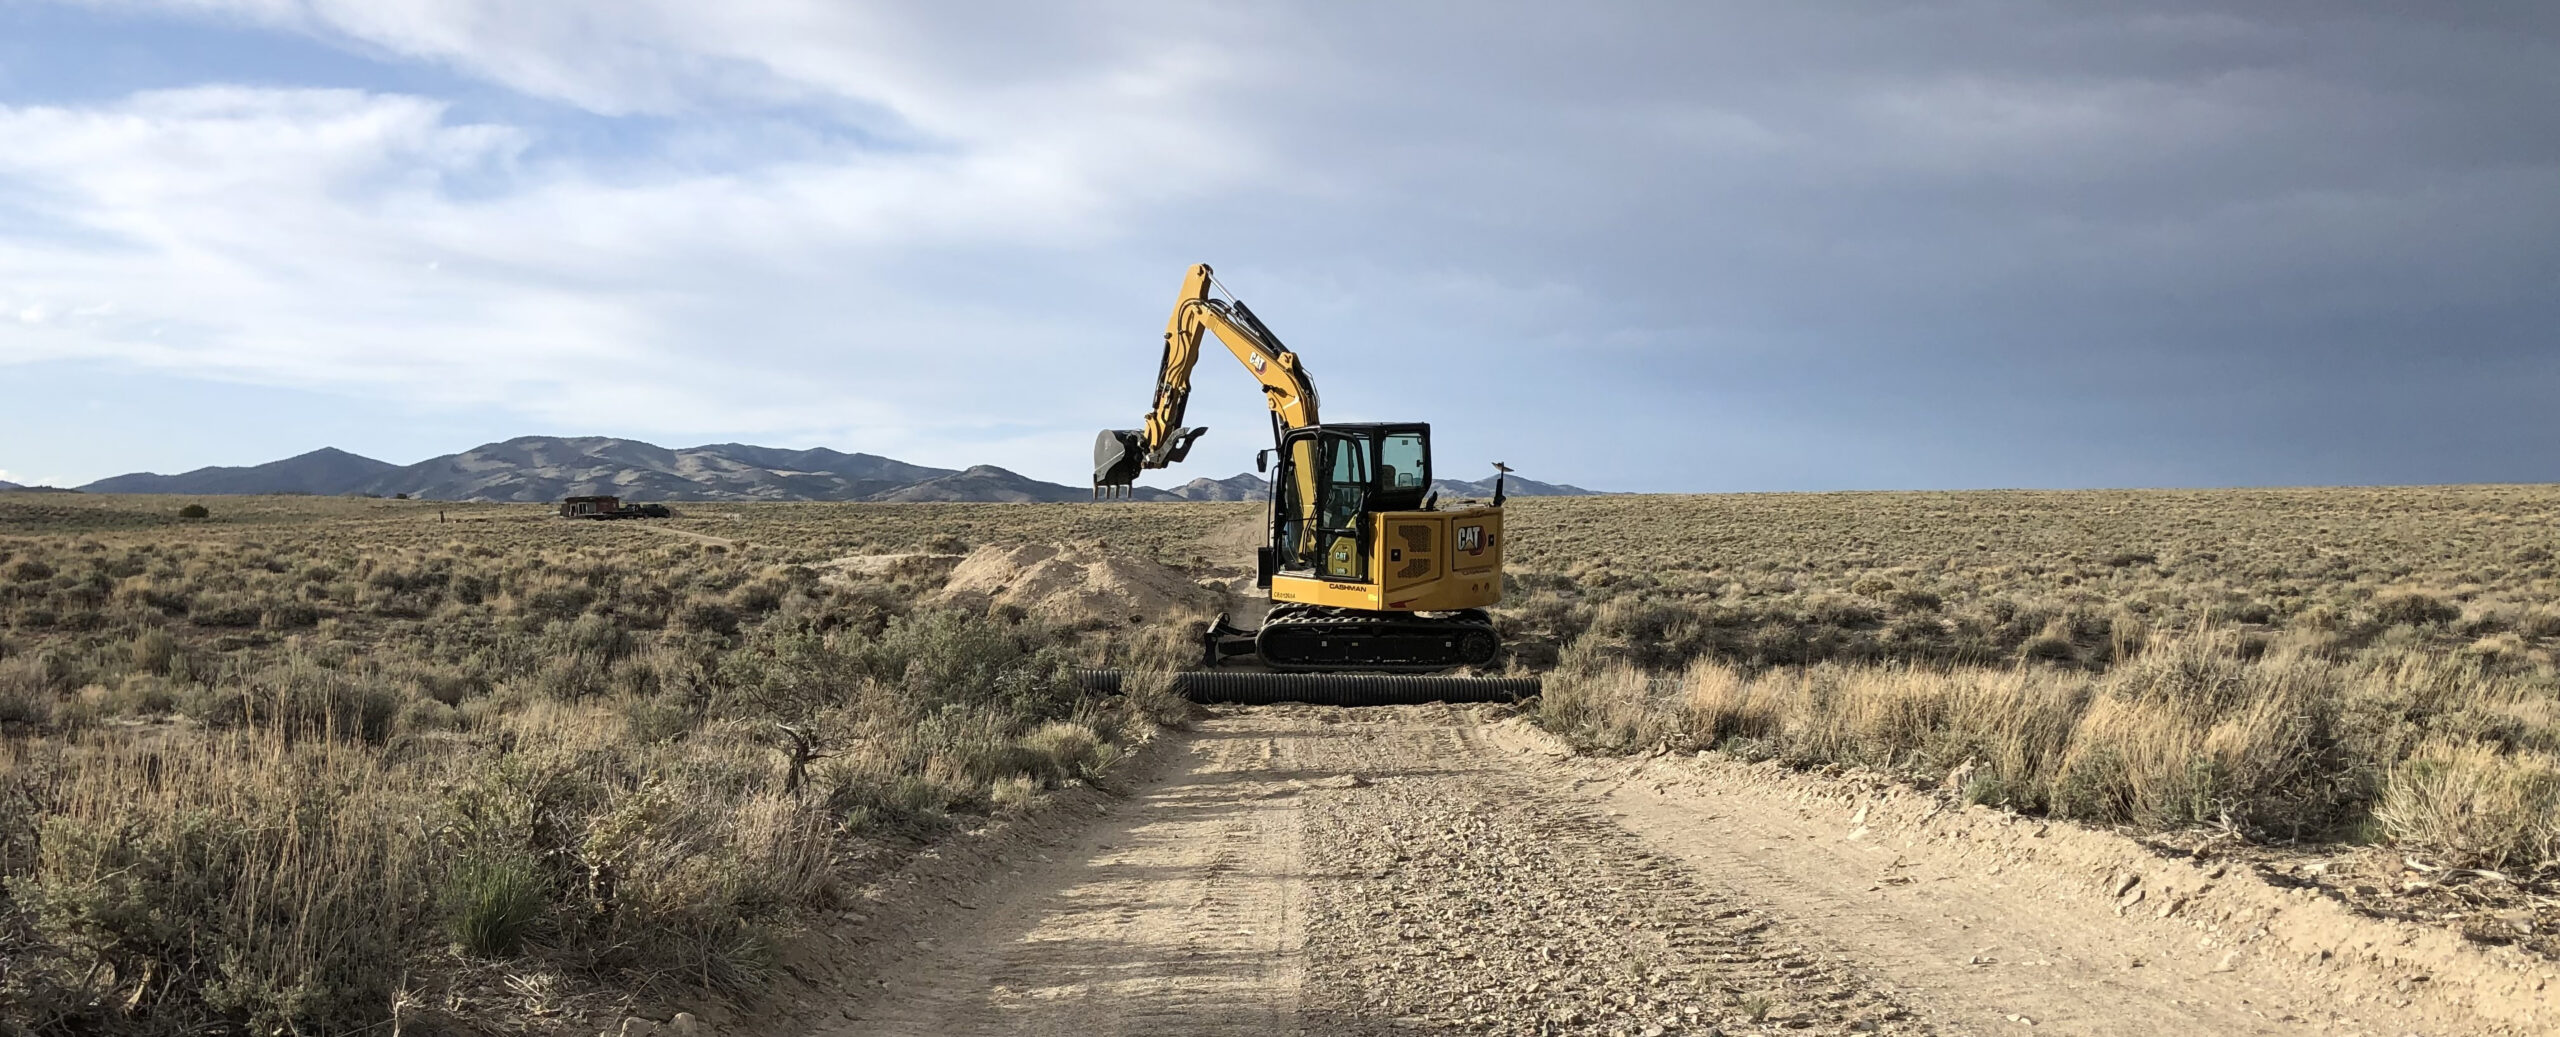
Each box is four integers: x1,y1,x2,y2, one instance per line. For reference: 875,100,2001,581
1267,423,1432,584
1210,419,1501,672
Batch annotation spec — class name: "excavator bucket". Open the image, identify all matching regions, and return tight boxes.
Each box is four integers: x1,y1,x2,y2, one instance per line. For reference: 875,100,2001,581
1094,429,1145,498
1092,426,1207,499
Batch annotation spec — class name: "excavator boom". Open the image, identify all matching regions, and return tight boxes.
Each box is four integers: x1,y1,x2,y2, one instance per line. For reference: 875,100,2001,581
1093,264,1320,497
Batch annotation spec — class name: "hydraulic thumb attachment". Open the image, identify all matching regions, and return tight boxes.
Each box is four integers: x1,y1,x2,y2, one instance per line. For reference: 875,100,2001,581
1093,425,1207,498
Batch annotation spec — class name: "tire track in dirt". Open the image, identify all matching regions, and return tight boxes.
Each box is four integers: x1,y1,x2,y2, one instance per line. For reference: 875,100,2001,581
814,707,1923,1036
817,726,1308,1035
1487,721,2554,1036
800,707,2547,1036
1288,712,1919,1035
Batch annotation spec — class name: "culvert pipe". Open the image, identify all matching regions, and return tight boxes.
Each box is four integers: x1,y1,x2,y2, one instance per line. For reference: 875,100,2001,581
1078,669,1540,706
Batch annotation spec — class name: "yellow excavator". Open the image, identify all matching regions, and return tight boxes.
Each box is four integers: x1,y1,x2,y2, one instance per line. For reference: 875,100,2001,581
1094,263,1512,676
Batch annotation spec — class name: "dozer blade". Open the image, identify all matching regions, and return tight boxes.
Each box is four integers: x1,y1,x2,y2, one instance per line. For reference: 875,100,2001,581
1079,669,1538,707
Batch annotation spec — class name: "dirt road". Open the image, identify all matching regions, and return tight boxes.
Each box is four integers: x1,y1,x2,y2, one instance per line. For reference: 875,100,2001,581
799,707,2549,1037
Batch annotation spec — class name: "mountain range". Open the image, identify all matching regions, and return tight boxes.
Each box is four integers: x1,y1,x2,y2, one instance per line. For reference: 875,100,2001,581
66,437,1602,503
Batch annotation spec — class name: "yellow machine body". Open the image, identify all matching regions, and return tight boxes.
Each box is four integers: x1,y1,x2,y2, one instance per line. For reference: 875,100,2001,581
1271,504,1503,613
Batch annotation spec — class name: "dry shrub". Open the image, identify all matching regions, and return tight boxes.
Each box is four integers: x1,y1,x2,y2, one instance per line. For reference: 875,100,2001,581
6,736,433,1034
0,654,52,725
1537,663,1670,752
990,774,1041,810
186,593,263,628
2018,618,2076,663
127,627,178,675
1114,615,1210,730
2051,696,2219,827
0,511,1162,1033
2025,639,2349,831
2375,740,2560,870
1115,666,1191,732
1017,720,1117,784
2371,591,2461,628
1779,667,1954,770
1549,632,2387,843
1678,660,1778,748
2514,605,2560,640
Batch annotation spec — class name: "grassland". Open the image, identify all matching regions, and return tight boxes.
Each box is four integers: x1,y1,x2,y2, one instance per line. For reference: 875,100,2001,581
0,494,1191,1035
1506,488,2560,935
4,485,2558,1032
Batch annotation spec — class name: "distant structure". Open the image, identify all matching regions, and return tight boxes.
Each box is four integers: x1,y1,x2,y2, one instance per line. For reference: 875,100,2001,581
558,495,671,520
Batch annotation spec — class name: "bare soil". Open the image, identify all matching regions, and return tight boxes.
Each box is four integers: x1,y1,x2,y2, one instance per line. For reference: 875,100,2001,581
733,706,2553,1037
934,542,1220,627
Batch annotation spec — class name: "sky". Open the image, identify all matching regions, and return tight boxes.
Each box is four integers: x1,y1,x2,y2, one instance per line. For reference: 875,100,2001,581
1,2,2556,493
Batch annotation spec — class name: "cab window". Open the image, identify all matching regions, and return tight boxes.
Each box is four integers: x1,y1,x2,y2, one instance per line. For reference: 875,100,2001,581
1378,431,1428,495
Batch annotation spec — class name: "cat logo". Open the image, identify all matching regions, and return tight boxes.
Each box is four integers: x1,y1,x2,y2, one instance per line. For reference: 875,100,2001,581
1457,525,1485,553
1248,352,1268,372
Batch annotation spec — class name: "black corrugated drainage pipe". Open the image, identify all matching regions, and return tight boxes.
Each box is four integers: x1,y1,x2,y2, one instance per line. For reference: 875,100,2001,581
1078,669,1539,706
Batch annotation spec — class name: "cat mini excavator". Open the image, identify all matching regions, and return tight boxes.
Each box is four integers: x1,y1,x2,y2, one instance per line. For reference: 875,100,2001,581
1087,264,1537,706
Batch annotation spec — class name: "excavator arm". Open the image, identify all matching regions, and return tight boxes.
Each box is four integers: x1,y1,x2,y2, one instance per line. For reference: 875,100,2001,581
1094,263,1322,496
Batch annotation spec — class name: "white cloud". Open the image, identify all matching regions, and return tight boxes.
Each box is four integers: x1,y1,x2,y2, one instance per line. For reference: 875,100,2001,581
1,4,1299,476
10,2,2559,489
0,76,1247,466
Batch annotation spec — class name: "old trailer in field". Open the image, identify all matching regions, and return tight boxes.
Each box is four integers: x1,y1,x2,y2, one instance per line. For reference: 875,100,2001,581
558,495,670,519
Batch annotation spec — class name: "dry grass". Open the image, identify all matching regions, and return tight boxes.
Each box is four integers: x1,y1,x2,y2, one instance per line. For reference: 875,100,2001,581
0,495,1184,1034
1484,487,2560,879
1537,636,2560,856
2376,739,2560,871
1497,487,2560,670
8,483,2560,1026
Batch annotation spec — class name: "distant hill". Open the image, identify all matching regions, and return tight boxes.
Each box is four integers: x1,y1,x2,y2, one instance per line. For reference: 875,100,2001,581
867,465,1088,503
683,443,953,485
0,479,18,491
1158,473,1272,501
81,447,398,495
347,437,957,502
1430,474,1597,499
78,437,1606,503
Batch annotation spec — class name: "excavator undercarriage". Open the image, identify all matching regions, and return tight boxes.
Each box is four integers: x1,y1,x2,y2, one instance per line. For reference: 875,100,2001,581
1204,606,1500,672
1081,263,1535,706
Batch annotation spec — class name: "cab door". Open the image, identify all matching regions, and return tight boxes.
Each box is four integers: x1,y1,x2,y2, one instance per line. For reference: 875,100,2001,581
1311,430,1373,582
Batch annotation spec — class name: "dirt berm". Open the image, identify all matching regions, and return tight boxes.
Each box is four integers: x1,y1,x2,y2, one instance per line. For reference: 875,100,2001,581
933,541,1219,626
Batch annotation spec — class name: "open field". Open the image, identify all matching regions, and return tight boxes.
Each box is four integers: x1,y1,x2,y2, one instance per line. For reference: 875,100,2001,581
4,487,2558,1034
0,493,1194,1034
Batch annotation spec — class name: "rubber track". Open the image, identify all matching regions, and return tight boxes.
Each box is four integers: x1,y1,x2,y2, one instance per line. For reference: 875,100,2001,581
1255,605,1499,672
1078,669,1539,706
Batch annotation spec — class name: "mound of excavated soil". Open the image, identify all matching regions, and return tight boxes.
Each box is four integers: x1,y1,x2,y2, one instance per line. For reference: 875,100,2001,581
936,542,1219,626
